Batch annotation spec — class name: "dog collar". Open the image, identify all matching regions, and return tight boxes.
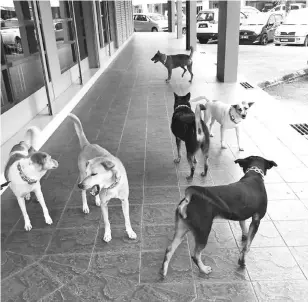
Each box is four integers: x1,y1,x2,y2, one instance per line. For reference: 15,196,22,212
163,55,168,65
245,166,264,180
229,108,240,124
90,176,121,196
175,104,191,111
17,162,37,185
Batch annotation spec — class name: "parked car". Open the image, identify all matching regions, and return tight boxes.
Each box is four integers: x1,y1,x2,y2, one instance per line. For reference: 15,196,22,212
133,13,168,32
0,18,22,53
239,12,284,45
164,11,187,34
196,9,248,44
274,8,308,46
270,2,306,14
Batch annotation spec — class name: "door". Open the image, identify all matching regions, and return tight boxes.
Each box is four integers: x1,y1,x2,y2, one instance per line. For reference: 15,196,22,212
134,14,148,32
267,14,276,40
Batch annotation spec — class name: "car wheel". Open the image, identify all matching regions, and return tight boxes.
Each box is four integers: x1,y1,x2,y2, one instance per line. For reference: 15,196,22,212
182,27,186,35
304,36,308,47
274,43,280,46
134,28,136,32
260,34,268,45
152,27,158,32
199,38,209,44
15,37,23,53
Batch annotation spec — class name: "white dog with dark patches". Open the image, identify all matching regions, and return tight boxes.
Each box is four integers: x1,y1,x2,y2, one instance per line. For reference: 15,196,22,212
191,98,254,151
3,127,59,231
68,113,137,242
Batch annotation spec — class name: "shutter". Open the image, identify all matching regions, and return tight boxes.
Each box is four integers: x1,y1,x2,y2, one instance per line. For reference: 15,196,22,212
120,1,126,42
115,0,123,46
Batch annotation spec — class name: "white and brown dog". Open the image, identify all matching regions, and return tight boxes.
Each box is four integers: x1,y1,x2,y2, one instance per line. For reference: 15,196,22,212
68,113,137,242
191,98,254,151
3,127,58,231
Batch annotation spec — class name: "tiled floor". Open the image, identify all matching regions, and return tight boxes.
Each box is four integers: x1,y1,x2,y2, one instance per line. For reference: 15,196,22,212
1,33,308,301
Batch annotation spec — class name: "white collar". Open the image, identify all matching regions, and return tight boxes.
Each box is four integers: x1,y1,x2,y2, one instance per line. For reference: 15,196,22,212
229,108,240,124
162,55,168,65
245,166,264,180
175,104,191,111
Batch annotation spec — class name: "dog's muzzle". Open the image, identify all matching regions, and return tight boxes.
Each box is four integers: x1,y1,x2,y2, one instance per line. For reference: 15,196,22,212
151,58,158,63
90,185,100,196
241,115,246,119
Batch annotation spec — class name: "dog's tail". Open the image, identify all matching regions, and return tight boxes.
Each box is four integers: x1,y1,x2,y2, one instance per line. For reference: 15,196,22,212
189,46,194,60
24,126,41,150
68,113,90,149
195,104,206,143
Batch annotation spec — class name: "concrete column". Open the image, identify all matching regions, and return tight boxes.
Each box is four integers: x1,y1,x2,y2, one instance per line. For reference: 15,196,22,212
177,0,183,38
202,0,209,9
142,3,148,13
168,0,175,32
186,0,196,50
216,0,241,83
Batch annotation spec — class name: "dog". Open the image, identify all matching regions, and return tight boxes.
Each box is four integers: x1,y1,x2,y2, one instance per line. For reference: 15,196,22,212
191,98,254,151
171,93,210,180
151,46,194,83
3,127,58,231
161,155,277,278
68,113,137,242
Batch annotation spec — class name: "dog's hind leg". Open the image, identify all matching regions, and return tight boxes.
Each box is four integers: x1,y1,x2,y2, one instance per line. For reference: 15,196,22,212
120,198,137,240
186,153,195,181
166,69,172,83
208,117,215,137
187,63,193,83
18,197,32,231
201,143,209,177
34,186,53,226
238,213,261,267
174,137,182,163
239,220,248,241
181,67,187,77
161,215,189,278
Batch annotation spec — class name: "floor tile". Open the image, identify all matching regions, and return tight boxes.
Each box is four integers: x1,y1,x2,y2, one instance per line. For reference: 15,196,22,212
105,204,142,227
191,247,249,282
210,169,236,185
41,287,83,302
246,247,305,281
196,281,257,302
144,186,180,204
289,246,308,279
1,263,60,302
46,227,97,255
266,183,297,200
94,226,140,254
4,229,53,256
267,200,308,220
178,171,213,186
278,167,308,183
90,251,140,284
230,221,285,248
252,280,308,302
145,171,178,187
143,204,177,225
274,220,308,246
288,182,308,199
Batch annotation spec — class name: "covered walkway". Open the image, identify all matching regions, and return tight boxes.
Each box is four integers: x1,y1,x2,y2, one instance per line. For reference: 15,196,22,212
1,33,308,301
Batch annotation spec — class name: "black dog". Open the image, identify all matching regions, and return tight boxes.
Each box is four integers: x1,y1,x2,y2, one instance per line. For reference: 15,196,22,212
151,47,194,83
171,92,210,180
161,156,277,277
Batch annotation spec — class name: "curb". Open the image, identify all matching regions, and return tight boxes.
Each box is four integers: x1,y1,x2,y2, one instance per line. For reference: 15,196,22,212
258,67,308,89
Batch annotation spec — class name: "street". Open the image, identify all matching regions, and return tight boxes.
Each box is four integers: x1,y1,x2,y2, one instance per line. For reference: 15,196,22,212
197,41,308,85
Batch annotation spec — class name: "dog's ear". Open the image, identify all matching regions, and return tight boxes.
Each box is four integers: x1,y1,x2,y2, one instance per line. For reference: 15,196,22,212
234,158,247,167
101,160,115,170
157,50,160,54
185,92,191,100
174,92,178,98
232,104,238,109
248,102,254,107
266,159,277,170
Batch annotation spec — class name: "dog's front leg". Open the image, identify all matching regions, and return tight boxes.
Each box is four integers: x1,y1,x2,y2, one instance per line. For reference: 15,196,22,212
220,126,227,149
81,190,90,214
34,186,53,226
121,198,137,240
174,137,181,163
166,68,172,83
17,197,32,231
235,127,244,151
238,214,261,267
101,200,111,242
192,242,212,275
186,153,195,181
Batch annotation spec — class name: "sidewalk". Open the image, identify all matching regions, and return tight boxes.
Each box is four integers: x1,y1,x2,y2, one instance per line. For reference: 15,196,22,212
1,33,308,301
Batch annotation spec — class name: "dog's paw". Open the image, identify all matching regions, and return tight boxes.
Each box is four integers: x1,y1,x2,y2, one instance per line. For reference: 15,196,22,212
174,157,181,164
186,175,193,181
193,158,198,164
103,230,112,242
24,220,32,231
201,172,207,177
25,193,31,201
95,196,101,207
239,147,244,151
210,133,214,137
238,252,246,267
241,234,248,241
83,205,90,214
159,268,167,280
189,80,192,83
45,216,53,225
165,79,170,83
221,144,227,149
127,228,137,240
200,265,212,275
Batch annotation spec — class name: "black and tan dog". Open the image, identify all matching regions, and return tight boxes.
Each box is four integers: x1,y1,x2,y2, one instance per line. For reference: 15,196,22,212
151,46,194,83
171,92,210,180
161,156,277,277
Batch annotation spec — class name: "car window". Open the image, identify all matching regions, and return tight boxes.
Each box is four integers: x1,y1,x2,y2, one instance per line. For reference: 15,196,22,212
274,6,280,11
291,6,299,10
268,15,275,25
274,14,282,24
136,15,147,22
282,5,285,10
197,12,215,22
55,23,63,30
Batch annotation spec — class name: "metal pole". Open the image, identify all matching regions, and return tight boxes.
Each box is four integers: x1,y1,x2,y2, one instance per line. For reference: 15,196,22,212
32,1,53,115
70,0,83,85
106,1,111,56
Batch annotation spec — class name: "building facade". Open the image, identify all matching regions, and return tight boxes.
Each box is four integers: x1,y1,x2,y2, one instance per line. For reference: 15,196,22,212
1,0,134,177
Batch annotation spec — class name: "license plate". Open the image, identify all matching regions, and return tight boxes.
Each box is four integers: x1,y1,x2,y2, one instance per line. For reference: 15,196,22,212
199,24,208,28
240,35,248,39
280,38,289,42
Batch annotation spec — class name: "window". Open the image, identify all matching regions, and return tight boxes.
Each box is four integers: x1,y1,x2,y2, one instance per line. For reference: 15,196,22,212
97,0,112,48
291,6,299,10
274,6,280,11
136,15,147,22
1,1,47,114
73,1,87,60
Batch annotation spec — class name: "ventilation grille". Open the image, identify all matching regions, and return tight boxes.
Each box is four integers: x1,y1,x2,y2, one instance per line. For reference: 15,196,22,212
290,123,308,138
240,82,254,89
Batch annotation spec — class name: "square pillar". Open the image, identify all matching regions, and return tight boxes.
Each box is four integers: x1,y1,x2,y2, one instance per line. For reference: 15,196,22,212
177,0,183,39
217,1,241,83
186,0,196,50
168,0,175,32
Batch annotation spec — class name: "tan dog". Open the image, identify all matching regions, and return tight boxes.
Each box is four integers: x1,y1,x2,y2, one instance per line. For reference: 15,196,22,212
68,113,137,242
191,98,254,151
3,127,58,231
